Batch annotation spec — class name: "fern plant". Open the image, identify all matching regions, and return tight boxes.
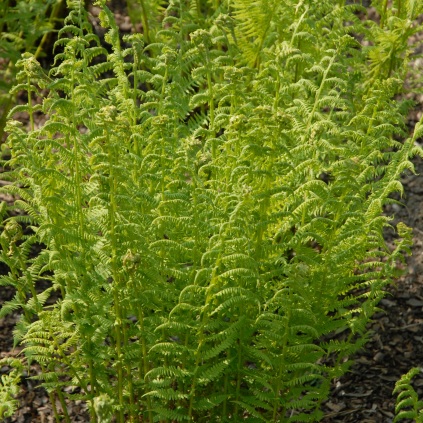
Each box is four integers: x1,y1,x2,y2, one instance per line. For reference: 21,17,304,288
0,358,24,420
0,0,65,141
1,0,422,421
394,368,423,423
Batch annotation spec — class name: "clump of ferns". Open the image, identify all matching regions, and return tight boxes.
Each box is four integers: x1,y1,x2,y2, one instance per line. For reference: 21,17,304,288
1,0,423,422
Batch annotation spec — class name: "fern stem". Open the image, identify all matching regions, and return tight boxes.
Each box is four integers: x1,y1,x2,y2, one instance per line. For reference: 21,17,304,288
380,0,388,27
196,0,202,21
27,275,42,313
388,49,396,79
0,89,14,142
205,56,215,150
273,71,280,113
88,360,97,422
158,66,169,201
233,339,243,421
44,361,72,423
306,55,336,130
112,282,124,418
222,368,229,419
106,129,125,423
56,387,71,423
294,39,301,83
138,309,153,423
69,40,99,420
52,336,88,394
49,391,61,423
366,99,380,136
253,20,271,70
189,255,222,419
290,7,308,83
132,44,140,156
192,185,201,269
27,75,34,132
188,307,210,420
34,0,65,59
123,322,136,422
138,0,151,44
272,304,291,421
70,64,85,243
7,254,32,321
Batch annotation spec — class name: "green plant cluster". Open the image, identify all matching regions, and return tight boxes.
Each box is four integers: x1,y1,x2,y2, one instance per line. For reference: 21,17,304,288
0,0,65,141
1,0,423,422
0,358,23,419
394,367,423,422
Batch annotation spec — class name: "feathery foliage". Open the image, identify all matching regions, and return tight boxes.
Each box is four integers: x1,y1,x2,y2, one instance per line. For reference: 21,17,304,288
1,0,422,421
394,368,423,422
0,0,65,141
0,358,23,419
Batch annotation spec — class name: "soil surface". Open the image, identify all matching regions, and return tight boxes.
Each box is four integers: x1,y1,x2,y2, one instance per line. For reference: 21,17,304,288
1,4,423,423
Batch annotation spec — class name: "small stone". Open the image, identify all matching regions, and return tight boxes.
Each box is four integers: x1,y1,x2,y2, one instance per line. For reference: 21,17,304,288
373,352,384,362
